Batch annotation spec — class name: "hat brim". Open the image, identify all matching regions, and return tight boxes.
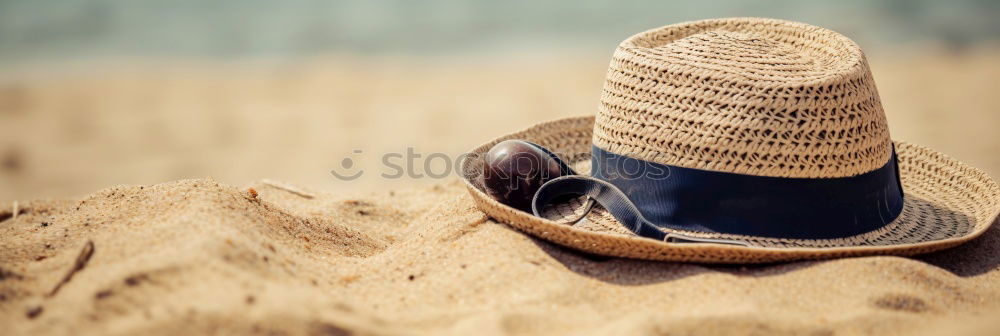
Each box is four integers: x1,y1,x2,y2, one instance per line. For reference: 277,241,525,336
460,116,1000,263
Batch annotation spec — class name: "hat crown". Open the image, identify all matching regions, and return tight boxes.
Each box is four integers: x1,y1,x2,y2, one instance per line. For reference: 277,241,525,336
594,18,892,178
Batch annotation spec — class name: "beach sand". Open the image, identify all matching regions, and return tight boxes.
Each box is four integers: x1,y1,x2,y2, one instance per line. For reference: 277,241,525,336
2,49,1000,335
2,178,999,335
2,49,999,202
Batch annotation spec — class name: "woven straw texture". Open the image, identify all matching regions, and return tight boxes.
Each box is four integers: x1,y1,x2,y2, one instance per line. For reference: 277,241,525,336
460,18,1000,263
461,117,1000,263
595,18,889,178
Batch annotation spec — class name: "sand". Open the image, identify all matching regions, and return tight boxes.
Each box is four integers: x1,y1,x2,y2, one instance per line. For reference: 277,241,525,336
2,49,1000,335
1,178,999,335
2,49,1000,202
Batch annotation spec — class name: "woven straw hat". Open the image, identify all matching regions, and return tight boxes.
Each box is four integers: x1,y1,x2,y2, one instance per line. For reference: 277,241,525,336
460,18,1000,263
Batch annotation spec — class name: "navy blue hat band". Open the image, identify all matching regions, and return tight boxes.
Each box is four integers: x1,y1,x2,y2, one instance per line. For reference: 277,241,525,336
532,145,904,241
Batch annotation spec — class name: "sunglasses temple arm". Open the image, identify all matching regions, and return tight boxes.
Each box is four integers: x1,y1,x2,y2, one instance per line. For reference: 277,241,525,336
533,175,753,247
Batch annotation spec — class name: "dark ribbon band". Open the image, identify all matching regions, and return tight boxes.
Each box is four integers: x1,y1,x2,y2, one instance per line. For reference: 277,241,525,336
532,145,904,242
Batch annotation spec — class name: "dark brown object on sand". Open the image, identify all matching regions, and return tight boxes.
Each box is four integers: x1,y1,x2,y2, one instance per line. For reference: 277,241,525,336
47,240,95,297
482,140,564,212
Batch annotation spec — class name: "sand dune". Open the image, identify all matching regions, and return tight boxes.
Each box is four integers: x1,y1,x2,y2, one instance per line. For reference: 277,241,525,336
2,178,999,335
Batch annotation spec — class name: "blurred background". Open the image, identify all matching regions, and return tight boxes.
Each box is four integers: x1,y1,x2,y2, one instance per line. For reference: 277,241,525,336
1,0,998,201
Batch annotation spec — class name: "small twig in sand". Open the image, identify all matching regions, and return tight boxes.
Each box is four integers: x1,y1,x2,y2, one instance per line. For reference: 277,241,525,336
12,201,18,219
260,179,315,199
47,240,95,297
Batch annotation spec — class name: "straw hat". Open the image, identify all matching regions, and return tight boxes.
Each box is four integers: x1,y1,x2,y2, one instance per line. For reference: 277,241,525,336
460,18,1000,263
